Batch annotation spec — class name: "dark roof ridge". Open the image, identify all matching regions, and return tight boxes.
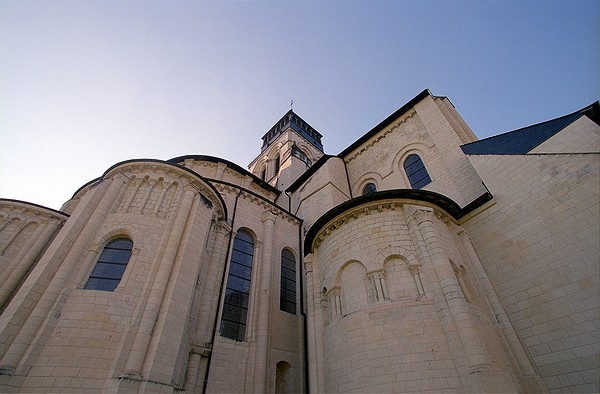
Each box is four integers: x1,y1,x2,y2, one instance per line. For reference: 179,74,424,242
0,198,70,218
460,101,599,156
303,188,492,255
462,101,598,149
69,158,228,220
339,89,431,158
168,154,280,195
287,89,432,194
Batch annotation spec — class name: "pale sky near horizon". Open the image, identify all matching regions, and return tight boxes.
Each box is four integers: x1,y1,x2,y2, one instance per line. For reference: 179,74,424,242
1,0,598,210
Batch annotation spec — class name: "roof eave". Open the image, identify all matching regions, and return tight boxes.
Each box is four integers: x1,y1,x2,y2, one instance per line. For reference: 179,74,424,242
339,89,431,159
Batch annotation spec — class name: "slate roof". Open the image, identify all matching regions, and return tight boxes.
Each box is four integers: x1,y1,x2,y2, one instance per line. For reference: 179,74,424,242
461,102,599,155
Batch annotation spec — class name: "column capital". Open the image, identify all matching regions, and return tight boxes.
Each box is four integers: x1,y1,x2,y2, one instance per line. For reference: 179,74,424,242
329,286,341,296
408,264,421,276
366,269,385,279
190,345,211,357
215,220,232,235
408,206,436,225
456,228,471,239
304,253,314,273
261,210,277,224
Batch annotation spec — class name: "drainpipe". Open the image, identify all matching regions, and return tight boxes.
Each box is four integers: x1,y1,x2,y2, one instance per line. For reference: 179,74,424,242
285,188,308,392
202,189,242,393
340,155,353,199
285,190,292,214
298,221,309,393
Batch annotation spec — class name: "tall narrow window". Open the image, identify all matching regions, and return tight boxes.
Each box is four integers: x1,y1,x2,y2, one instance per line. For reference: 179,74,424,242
260,167,266,181
403,154,432,189
85,238,133,291
221,230,255,341
274,154,281,175
280,249,297,314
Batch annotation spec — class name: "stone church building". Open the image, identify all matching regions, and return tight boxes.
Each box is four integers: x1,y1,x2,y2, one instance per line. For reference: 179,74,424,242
0,90,598,393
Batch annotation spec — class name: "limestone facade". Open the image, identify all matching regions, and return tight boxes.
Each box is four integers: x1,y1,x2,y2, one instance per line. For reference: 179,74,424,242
0,89,598,393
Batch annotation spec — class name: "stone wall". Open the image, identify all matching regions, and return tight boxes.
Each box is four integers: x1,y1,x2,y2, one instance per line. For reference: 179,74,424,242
465,149,600,393
0,161,227,393
305,198,534,392
343,95,487,208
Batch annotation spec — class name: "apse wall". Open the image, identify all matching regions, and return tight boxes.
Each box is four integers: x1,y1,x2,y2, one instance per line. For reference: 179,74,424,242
305,196,532,393
0,200,67,314
0,161,226,393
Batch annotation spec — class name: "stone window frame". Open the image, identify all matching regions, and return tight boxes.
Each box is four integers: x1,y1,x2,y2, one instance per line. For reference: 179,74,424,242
403,153,432,189
260,166,266,181
220,228,255,341
354,173,383,197
280,248,297,314
274,153,281,175
84,237,133,292
362,182,377,195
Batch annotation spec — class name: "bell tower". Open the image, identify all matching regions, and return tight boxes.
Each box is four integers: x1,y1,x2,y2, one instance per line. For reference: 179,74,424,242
248,110,324,191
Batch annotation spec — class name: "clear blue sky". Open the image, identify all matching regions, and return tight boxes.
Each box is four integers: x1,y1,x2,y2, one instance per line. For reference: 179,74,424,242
1,0,598,210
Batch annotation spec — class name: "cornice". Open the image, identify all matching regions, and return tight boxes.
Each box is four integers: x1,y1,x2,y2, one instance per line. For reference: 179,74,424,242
304,188,491,255
345,108,417,163
101,159,228,221
213,183,301,225
0,199,69,222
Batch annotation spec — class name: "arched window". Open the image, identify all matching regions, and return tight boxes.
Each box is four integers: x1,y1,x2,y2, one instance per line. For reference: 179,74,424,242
274,154,281,175
220,230,255,341
362,182,377,195
403,154,432,189
85,238,133,291
280,249,297,314
260,167,266,181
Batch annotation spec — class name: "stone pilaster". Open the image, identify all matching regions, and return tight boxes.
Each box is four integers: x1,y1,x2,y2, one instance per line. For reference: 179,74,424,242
0,221,27,255
329,286,343,317
408,264,426,299
405,205,467,384
413,208,491,373
457,230,546,392
304,254,325,394
121,189,196,379
0,220,61,309
0,175,125,375
196,220,231,345
367,270,388,302
251,211,276,393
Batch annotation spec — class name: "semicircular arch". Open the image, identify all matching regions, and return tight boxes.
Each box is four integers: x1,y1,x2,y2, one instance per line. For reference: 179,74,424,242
390,142,431,175
371,245,419,270
93,227,143,253
354,172,383,196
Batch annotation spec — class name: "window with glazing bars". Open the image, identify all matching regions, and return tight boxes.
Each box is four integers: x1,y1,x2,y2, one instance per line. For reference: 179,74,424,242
403,154,432,189
84,238,133,291
220,230,254,341
280,249,297,314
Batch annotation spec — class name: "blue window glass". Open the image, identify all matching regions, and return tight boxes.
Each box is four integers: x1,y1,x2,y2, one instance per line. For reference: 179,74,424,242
362,183,377,195
85,238,133,291
404,154,432,189
280,249,297,314
220,230,255,341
